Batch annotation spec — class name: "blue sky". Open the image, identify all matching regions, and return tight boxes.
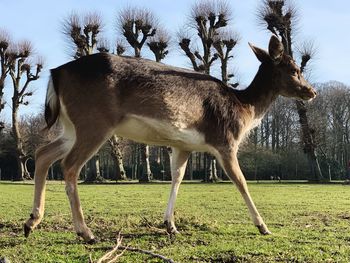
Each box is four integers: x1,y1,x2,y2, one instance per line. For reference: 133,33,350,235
1,0,349,122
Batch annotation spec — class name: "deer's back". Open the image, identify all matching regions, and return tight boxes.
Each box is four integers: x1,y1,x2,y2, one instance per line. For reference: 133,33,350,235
52,53,246,148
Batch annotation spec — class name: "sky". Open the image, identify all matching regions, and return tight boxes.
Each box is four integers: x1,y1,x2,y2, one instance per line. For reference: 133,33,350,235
1,0,349,123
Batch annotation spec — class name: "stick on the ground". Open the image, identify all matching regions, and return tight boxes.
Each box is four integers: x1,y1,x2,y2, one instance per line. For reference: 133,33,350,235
96,232,176,263
96,233,126,263
119,245,176,263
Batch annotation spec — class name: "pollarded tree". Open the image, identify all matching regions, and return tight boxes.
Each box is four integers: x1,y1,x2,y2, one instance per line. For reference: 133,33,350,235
115,39,127,56
117,7,159,182
213,29,240,86
258,0,323,181
147,28,170,62
63,12,103,58
7,41,43,180
63,12,127,182
0,29,12,132
178,0,239,182
118,7,157,58
147,28,172,180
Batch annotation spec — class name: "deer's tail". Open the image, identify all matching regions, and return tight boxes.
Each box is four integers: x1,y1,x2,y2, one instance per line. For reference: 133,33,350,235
44,73,60,131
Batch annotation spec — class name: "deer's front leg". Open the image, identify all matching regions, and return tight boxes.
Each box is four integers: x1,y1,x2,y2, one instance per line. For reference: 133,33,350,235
219,152,271,235
164,148,190,234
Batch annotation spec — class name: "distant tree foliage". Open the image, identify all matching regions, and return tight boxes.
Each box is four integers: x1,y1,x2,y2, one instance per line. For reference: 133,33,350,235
1,81,348,181
0,2,346,183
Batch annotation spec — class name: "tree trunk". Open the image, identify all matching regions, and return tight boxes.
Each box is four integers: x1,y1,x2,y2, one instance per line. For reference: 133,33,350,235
161,146,171,180
204,154,219,182
295,100,323,181
210,158,218,181
85,155,103,182
109,135,127,181
139,144,152,182
0,77,5,118
188,154,193,180
11,101,30,181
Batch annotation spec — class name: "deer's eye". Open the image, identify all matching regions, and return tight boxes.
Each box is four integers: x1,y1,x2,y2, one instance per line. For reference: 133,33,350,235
290,69,298,76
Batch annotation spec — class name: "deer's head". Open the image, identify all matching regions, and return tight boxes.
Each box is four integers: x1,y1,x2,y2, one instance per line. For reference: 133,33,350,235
249,35,316,101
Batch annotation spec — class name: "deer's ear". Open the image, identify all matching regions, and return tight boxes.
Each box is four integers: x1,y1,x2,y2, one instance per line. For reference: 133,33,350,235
268,35,284,64
249,43,270,63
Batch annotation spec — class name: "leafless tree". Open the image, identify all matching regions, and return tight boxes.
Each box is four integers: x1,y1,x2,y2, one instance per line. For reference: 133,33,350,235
147,28,170,62
213,29,240,86
6,41,43,180
0,29,12,131
178,0,238,182
63,12,104,58
115,39,127,56
63,12,126,182
118,7,158,57
117,6,161,182
258,0,323,181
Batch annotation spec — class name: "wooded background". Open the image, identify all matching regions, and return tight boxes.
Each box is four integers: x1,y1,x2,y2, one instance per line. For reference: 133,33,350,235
0,1,349,182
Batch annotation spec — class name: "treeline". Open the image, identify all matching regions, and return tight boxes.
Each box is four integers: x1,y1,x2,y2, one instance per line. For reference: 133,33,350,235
0,1,349,182
0,81,349,181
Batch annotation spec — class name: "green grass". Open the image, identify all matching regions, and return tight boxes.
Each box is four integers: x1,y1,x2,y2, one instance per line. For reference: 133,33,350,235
1,181,350,262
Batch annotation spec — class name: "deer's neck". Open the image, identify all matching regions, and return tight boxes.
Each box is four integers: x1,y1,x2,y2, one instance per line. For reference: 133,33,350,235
234,64,278,119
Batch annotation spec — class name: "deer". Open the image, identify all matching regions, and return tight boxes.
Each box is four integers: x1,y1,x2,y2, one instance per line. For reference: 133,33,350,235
24,35,316,243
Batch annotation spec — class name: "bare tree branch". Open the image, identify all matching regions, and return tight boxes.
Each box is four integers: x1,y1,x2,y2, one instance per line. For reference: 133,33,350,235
118,7,158,57
296,39,317,73
96,232,176,263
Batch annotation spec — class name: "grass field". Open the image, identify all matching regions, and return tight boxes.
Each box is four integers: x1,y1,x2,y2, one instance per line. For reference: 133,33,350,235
1,181,350,262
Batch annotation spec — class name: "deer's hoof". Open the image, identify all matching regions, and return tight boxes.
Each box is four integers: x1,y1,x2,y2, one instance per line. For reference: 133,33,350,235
164,220,179,235
77,232,96,244
256,224,272,235
87,238,97,245
24,223,32,238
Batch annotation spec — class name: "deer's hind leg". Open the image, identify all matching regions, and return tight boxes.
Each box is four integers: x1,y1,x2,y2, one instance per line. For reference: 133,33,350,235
164,148,190,234
61,127,113,243
24,137,72,237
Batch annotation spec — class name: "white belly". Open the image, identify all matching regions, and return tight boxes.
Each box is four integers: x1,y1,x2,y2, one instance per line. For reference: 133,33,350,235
115,115,209,151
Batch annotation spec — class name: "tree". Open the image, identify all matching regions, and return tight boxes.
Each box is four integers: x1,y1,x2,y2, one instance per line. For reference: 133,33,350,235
118,7,157,57
213,30,239,86
147,28,170,62
0,29,12,132
258,0,323,181
63,12,126,182
109,135,127,181
178,0,239,181
146,28,173,180
5,41,43,180
308,82,350,179
117,7,161,182
63,12,103,58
